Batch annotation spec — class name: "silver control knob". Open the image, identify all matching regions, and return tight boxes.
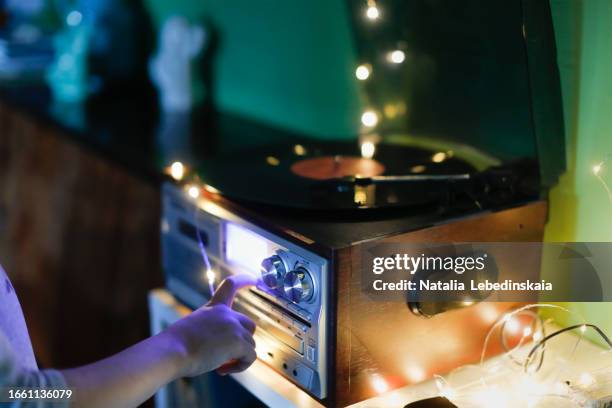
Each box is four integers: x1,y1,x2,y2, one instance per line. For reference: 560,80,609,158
260,255,286,290
283,267,314,303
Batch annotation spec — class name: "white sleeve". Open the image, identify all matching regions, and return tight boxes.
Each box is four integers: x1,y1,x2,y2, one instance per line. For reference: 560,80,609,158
0,330,69,407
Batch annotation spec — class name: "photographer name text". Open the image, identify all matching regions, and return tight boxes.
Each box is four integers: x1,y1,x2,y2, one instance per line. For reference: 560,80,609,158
372,279,553,292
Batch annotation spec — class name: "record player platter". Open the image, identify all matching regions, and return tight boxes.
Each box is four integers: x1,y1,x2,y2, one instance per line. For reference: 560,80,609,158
198,141,477,210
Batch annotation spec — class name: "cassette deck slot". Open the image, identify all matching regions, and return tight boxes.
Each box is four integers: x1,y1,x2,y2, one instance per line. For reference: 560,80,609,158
248,288,312,328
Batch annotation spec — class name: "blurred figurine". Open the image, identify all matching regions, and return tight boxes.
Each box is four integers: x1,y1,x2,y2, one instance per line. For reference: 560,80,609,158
45,10,91,102
150,16,206,112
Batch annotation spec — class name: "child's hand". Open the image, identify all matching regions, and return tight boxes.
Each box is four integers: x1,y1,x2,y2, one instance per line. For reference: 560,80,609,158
164,275,257,378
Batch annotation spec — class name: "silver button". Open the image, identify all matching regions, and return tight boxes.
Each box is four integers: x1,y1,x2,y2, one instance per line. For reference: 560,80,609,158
306,345,316,362
292,320,309,333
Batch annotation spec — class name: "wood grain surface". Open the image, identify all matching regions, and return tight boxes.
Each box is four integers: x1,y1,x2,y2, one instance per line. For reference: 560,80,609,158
0,103,163,369
333,201,547,406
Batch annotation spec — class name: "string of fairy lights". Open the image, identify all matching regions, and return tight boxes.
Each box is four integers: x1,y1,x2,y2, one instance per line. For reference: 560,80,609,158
355,3,612,404
165,161,218,293
400,158,612,407
356,0,408,161
428,304,612,408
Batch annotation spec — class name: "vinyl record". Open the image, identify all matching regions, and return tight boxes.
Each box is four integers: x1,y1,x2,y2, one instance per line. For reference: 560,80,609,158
197,141,477,210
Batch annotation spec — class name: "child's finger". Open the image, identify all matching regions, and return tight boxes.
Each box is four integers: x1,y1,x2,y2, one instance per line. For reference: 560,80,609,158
208,275,257,307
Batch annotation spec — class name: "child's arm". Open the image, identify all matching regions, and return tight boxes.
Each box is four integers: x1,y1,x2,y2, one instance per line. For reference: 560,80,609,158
61,275,257,408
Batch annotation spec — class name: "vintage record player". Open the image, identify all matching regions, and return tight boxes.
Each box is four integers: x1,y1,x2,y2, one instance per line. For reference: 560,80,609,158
160,1,564,406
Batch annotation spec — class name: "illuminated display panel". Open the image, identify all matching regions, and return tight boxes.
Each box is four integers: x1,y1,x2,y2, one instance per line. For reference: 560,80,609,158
225,223,269,275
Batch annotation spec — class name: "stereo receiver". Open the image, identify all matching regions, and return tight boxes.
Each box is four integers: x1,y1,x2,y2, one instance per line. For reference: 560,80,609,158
162,183,329,399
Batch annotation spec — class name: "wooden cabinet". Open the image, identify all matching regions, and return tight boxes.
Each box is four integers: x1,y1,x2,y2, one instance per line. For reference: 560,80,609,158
0,103,163,368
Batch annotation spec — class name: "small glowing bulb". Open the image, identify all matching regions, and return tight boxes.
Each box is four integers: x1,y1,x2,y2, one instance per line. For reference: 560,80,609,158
169,161,185,181
354,189,367,205
371,374,389,394
266,156,280,166
187,185,200,199
439,386,455,400
361,141,376,159
432,152,447,163
405,365,426,382
366,5,380,20
523,326,532,337
206,269,216,285
293,144,306,156
578,372,596,388
355,64,371,80
388,50,406,64
532,330,543,342
593,164,602,175
361,110,379,127
435,377,455,400
384,103,399,118
204,184,220,194
505,315,521,334
580,324,587,334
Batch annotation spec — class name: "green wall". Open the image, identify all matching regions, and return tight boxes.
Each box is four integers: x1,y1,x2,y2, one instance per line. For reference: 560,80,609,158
545,0,612,342
143,0,362,139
